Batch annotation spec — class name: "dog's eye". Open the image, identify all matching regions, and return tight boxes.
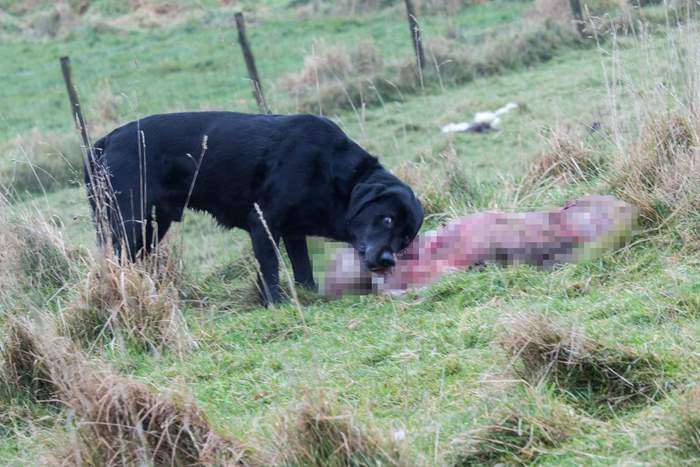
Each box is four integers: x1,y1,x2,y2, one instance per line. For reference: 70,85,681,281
382,216,393,228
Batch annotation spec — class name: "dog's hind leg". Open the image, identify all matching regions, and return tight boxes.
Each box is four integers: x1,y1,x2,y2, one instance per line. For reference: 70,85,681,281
248,211,282,306
283,234,316,291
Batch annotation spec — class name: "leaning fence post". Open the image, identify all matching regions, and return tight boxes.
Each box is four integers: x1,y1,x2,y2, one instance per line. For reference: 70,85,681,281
234,12,270,114
404,0,425,74
59,56,92,152
569,0,586,38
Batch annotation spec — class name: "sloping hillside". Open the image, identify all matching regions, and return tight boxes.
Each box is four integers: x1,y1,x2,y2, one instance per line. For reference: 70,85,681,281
2,1,700,465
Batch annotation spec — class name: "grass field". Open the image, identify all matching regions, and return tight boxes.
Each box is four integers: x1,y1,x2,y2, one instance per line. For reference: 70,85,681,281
2,0,700,465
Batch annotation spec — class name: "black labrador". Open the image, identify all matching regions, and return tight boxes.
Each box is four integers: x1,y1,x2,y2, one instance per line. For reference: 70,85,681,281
86,112,424,305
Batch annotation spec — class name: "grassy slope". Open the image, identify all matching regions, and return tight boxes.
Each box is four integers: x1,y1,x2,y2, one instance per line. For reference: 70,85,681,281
0,0,526,141
2,1,700,465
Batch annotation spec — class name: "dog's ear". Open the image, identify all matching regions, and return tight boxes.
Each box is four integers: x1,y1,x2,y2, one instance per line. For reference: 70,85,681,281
346,183,386,221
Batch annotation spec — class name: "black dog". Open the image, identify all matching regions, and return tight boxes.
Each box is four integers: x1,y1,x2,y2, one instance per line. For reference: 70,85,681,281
86,112,424,304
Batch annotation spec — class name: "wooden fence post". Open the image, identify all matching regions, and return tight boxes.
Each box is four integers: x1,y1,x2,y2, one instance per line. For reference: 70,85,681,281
404,0,425,74
569,0,586,38
234,12,270,114
59,56,91,152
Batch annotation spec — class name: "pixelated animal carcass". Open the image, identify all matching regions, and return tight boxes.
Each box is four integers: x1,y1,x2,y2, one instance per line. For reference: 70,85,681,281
323,195,637,298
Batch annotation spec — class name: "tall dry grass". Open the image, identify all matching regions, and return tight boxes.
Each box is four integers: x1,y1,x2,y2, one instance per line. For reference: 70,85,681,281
0,317,252,465
522,124,603,191
0,196,80,307
62,246,197,355
284,19,580,114
269,394,411,466
291,0,482,17
0,0,201,39
671,383,700,457
394,147,472,218
603,17,700,246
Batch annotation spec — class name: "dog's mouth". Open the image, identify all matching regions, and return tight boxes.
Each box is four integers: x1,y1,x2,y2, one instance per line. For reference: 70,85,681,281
355,245,392,274
360,255,386,273
368,265,391,274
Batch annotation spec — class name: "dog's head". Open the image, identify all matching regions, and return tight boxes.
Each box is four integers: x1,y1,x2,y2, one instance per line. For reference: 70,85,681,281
346,181,423,272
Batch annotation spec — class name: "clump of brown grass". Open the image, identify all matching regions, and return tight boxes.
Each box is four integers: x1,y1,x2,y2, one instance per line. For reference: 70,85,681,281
60,374,251,466
394,148,471,217
24,1,79,38
0,318,64,402
292,0,478,17
611,111,700,238
271,395,408,466
291,0,395,17
284,40,384,113
0,317,251,465
530,0,581,33
672,383,700,457
111,1,191,30
530,0,659,37
62,245,196,355
498,313,669,416
0,204,79,304
286,19,579,114
449,387,579,465
523,124,602,190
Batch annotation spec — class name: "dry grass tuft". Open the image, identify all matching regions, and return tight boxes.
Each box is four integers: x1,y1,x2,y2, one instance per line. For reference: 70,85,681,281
672,383,700,457
62,246,196,355
611,111,700,236
272,395,407,466
0,205,78,304
0,318,65,402
285,40,384,93
285,20,579,114
60,374,251,466
523,124,602,189
110,1,190,30
600,5,700,247
284,40,384,113
394,148,471,217
1,317,251,466
530,0,579,32
498,313,669,416
449,388,579,465
529,0,673,36
24,2,79,38
0,0,202,39
292,0,478,17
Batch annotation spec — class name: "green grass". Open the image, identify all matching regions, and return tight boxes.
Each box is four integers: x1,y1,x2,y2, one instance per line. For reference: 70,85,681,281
2,1,700,465
0,0,527,142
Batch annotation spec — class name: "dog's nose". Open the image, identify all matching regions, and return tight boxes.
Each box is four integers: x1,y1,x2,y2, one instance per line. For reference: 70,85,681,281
378,250,395,268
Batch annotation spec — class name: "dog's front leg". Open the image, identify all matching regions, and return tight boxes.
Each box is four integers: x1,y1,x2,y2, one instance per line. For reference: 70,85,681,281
249,218,282,306
283,234,316,291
